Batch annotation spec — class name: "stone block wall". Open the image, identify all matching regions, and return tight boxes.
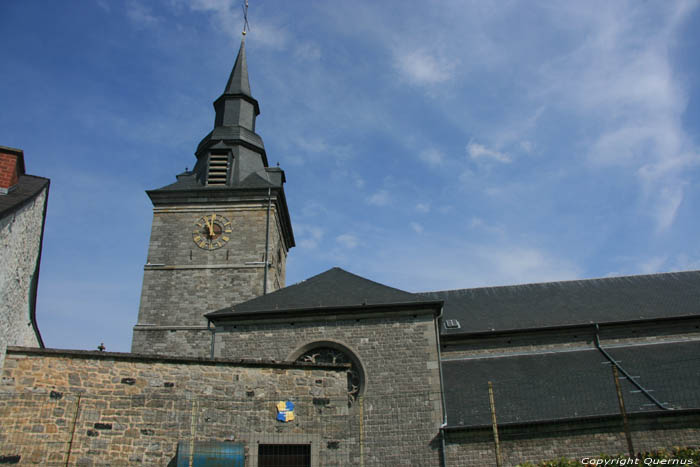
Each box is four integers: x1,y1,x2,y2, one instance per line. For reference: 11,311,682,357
0,187,47,368
0,347,351,466
132,203,288,354
444,412,700,466
214,310,444,466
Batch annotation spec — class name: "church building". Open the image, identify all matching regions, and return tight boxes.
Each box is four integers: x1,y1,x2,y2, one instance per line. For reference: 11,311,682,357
1,36,699,466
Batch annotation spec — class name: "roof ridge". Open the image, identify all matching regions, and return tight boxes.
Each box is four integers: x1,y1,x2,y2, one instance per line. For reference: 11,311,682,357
327,267,415,295
418,269,700,295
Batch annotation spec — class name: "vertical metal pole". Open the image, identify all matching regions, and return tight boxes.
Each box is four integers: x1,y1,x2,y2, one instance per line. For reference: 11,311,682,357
189,399,197,467
434,308,448,467
65,393,81,467
612,365,635,457
488,381,502,467
263,187,271,295
359,397,365,467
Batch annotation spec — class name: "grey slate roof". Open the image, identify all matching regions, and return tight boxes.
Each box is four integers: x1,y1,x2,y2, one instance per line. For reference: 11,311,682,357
0,175,50,218
443,340,700,428
420,270,700,336
224,37,252,97
152,167,279,192
207,267,442,318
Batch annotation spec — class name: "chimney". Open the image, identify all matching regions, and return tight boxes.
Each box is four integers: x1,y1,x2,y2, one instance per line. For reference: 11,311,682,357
0,146,25,195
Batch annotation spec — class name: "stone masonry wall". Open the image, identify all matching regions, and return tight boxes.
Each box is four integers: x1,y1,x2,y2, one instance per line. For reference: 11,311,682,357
214,311,444,466
0,187,46,368
132,202,287,354
445,412,700,466
0,347,351,466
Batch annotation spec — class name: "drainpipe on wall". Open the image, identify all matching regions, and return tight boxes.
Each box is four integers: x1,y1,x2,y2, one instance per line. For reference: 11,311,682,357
434,307,448,467
263,187,271,295
208,319,216,359
593,323,670,411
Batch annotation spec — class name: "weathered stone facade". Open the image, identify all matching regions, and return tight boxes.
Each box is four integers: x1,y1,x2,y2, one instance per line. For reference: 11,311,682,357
212,309,445,466
0,186,47,368
132,203,288,354
0,347,351,466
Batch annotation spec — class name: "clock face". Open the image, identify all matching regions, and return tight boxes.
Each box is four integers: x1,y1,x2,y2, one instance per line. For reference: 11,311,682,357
192,214,232,250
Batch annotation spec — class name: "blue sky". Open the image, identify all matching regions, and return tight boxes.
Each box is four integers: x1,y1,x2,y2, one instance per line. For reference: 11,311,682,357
2,1,700,352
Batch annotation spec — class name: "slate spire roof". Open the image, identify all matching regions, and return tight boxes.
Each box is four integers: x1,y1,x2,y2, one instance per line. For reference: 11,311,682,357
207,267,442,319
144,34,295,248
224,37,252,97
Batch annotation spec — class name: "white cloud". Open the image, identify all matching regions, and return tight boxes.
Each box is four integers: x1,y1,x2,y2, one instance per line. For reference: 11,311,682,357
126,1,160,27
638,255,669,274
669,254,700,272
482,246,580,285
650,184,685,233
96,0,110,12
295,137,328,154
182,0,288,48
295,42,322,61
469,217,505,236
535,1,700,231
418,148,444,167
415,203,430,213
410,222,424,234
336,234,359,249
393,48,455,85
366,189,390,206
295,224,324,249
467,140,511,163
357,234,581,292
520,141,534,154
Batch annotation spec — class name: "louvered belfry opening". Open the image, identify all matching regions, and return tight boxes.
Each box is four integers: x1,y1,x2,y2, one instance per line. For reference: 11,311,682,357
207,153,229,185
258,444,311,467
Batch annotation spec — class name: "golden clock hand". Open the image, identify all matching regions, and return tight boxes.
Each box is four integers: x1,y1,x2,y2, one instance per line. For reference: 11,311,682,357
206,215,214,237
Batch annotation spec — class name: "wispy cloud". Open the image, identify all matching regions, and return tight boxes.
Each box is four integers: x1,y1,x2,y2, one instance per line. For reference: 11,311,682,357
295,41,322,61
419,148,444,167
336,234,359,249
366,189,390,206
358,234,581,292
181,0,288,48
295,223,324,249
126,0,160,27
535,1,699,231
415,203,430,213
410,222,424,234
467,140,511,163
393,48,456,85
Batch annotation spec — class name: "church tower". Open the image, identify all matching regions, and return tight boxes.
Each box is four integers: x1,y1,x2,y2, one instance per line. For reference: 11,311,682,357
131,38,295,356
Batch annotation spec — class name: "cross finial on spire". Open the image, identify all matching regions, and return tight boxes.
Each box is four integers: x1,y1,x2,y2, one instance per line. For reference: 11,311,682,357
242,0,250,36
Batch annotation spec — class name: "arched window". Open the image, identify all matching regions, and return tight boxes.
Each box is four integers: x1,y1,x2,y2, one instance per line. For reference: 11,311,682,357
293,343,364,405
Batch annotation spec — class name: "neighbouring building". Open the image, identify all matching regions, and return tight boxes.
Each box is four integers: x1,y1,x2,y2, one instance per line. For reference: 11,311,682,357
1,36,699,466
0,145,48,368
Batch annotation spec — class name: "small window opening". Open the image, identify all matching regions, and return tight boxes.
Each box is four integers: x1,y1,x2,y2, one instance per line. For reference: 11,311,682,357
258,444,310,467
207,153,229,185
444,319,461,329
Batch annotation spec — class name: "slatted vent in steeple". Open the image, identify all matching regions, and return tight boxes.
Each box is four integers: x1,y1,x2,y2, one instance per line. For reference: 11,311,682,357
207,154,229,185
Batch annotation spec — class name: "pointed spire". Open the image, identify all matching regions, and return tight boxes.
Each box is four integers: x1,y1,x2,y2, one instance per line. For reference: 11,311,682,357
224,37,252,97
210,36,260,132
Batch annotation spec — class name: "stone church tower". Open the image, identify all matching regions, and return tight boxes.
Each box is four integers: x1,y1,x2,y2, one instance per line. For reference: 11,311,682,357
131,38,295,356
